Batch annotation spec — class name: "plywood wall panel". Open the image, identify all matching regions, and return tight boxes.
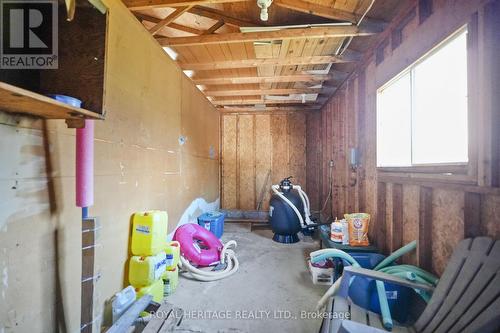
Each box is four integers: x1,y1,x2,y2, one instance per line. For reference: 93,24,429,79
222,115,237,209
271,114,289,184
402,184,420,265
220,113,307,211
346,80,358,213
364,61,379,225
238,115,256,210
0,1,220,331
306,112,322,211
321,105,331,215
482,194,500,238
255,115,272,210
288,113,307,189
357,72,367,213
431,189,465,275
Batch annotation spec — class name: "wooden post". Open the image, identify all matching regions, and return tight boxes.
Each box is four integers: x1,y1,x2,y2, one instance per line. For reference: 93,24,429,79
81,217,97,333
357,71,367,212
418,187,433,272
392,183,403,252
376,182,387,253
464,192,482,238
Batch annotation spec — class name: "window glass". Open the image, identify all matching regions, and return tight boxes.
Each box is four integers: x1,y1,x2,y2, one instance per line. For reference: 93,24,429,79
377,72,412,167
376,28,468,168
412,30,468,164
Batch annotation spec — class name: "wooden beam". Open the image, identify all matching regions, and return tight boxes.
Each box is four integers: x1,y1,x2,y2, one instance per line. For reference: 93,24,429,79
136,13,204,35
274,0,387,30
378,174,500,196
418,187,433,272
219,106,320,112
193,74,331,85
212,99,322,106
148,6,191,35
376,182,387,253
181,55,355,70
274,0,358,22
392,184,403,252
188,6,259,27
203,20,225,34
205,87,324,97
464,192,482,238
125,0,247,11
159,26,377,46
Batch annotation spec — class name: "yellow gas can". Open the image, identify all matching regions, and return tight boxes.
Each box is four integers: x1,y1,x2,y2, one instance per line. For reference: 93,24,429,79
135,278,164,304
131,210,168,256
165,241,180,270
129,252,167,287
162,268,179,296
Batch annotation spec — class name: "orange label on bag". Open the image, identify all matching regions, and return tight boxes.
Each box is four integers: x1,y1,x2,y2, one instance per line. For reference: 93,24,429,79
345,213,370,246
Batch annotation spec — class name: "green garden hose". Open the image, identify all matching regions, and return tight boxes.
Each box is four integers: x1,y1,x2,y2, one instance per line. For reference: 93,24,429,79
374,240,417,271
311,240,438,331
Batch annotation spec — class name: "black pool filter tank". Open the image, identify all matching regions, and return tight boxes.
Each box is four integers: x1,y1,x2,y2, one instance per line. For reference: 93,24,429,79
269,177,304,243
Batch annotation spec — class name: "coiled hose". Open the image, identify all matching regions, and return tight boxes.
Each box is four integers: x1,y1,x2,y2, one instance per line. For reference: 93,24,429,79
179,240,239,282
311,241,438,331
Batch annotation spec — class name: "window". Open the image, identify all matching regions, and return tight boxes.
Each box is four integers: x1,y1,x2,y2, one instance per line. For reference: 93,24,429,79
376,28,469,168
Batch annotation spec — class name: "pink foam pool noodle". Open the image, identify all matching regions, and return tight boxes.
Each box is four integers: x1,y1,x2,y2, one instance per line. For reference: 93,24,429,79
76,120,94,207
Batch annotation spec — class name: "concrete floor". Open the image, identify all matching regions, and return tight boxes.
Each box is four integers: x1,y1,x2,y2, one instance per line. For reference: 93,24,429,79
168,224,328,333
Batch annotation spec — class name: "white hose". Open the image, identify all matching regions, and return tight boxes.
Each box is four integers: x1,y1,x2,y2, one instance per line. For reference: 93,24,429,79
293,185,313,225
179,240,239,282
316,277,342,311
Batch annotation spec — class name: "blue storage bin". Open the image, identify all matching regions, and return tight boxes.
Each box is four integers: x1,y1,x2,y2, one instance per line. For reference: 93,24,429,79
340,252,414,324
349,276,414,323
344,252,386,269
197,211,224,238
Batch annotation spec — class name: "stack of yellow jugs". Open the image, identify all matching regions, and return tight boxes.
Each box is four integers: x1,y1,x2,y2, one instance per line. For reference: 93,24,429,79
128,211,180,305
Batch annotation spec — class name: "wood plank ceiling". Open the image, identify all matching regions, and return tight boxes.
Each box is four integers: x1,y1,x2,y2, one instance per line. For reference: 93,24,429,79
123,0,403,113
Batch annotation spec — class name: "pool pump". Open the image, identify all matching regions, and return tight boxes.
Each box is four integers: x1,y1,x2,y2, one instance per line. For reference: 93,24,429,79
269,177,319,243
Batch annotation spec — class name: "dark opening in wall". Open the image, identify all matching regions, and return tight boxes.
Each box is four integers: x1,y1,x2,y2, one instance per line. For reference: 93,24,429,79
418,0,433,24
392,8,416,50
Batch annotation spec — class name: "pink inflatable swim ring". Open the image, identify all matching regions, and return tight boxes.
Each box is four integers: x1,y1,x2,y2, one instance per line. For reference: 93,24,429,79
173,223,223,267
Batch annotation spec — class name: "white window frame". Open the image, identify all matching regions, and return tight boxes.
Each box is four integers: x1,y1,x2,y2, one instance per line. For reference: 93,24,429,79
376,26,471,174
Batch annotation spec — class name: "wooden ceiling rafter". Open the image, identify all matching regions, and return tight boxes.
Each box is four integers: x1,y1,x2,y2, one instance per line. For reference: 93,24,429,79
205,87,327,97
158,25,378,46
187,6,260,28
136,13,205,35
203,20,225,34
148,6,192,35
124,0,248,11
180,54,357,70
193,73,331,85
274,0,358,22
218,106,321,112
211,99,325,106
124,0,391,114
273,0,387,29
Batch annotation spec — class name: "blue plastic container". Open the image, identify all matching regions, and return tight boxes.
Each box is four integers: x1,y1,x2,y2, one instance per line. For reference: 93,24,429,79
341,252,413,323
197,211,224,238
345,252,386,269
349,275,414,323
47,94,82,108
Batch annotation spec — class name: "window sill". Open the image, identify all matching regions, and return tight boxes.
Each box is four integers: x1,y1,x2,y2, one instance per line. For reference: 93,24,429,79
377,163,468,175
377,172,500,195
378,171,476,185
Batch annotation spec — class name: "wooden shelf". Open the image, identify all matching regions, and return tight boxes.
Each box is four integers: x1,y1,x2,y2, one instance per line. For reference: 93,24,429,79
0,82,104,120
